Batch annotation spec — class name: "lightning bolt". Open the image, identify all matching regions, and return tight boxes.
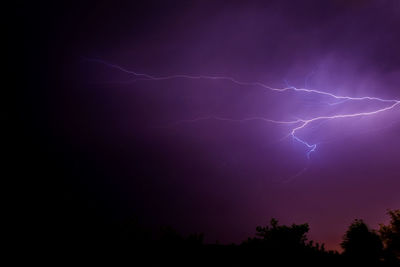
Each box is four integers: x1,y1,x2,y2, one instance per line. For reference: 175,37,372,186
86,58,400,160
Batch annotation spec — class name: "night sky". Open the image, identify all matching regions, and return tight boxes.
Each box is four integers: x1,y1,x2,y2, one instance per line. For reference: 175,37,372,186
19,0,400,251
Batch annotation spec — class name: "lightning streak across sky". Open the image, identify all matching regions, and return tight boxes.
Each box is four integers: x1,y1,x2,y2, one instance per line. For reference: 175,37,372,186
87,58,400,159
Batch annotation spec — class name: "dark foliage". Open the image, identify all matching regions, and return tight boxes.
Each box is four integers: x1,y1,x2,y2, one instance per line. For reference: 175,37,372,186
380,210,400,265
341,219,383,265
56,210,400,266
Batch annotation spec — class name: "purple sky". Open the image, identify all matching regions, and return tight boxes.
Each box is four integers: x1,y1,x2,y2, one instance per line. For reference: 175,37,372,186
43,0,400,250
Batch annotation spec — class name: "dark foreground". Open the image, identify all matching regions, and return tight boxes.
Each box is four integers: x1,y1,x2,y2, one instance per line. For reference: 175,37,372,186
59,211,399,266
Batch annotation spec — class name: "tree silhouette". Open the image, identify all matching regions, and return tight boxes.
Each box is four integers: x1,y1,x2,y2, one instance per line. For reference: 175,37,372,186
240,218,339,266
379,210,400,264
254,218,310,249
56,203,400,266
341,219,383,264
